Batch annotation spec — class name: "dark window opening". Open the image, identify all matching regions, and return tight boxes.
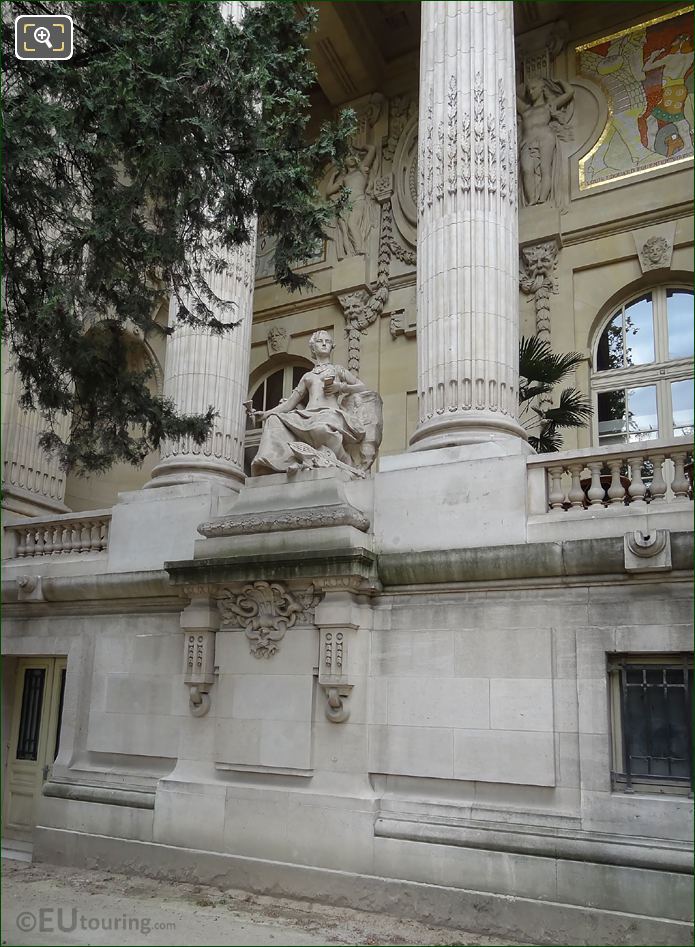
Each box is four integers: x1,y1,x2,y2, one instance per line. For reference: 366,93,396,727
609,654,693,793
16,668,46,761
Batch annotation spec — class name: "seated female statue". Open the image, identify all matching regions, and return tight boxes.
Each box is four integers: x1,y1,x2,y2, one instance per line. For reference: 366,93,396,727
246,330,382,478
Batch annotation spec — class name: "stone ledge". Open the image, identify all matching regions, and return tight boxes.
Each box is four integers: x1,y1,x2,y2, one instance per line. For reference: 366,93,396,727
33,828,694,946
375,817,693,875
42,782,155,810
378,532,693,587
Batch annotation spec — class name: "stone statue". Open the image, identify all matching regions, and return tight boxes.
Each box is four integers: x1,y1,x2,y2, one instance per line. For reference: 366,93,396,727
325,145,377,259
516,77,574,209
246,330,383,478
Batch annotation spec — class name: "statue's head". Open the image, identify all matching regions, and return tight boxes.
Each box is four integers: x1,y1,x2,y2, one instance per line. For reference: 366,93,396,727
527,78,546,102
309,330,335,360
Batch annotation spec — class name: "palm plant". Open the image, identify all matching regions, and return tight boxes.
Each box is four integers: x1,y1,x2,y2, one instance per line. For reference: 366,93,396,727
519,336,593,453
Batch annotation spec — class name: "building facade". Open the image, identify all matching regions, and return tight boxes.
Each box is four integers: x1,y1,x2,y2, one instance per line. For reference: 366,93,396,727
2,3,693,944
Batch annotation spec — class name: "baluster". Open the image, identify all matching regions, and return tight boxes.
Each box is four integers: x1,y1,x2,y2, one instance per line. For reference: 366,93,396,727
627,456,647,507
68,524,81,555
548,465,565,511
78,521,91,553
15,529,27,558
25,528,36,557
89,520,101,552
607,460,626,505
671,451,689,500
34,527,45,557
648,454,667,503
99,520,109,551
58,525,70,554
43,524,56,556
586,462,605,507
568,463,585,509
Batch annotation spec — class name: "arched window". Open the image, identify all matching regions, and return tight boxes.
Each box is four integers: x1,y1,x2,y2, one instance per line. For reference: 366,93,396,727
244,361,312,474
592,287,693,446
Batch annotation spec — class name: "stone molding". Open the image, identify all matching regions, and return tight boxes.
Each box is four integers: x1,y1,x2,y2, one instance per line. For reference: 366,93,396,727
42,782,155,810
198,504,370,538
166,548,380,597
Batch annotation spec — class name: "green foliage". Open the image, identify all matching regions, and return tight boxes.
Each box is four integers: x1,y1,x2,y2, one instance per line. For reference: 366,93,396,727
519,336,593,453
3,1,355,474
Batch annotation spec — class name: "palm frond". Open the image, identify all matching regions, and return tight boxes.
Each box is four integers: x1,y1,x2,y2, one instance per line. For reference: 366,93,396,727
539,388,593,428
527,428,564,453
519,335,585,401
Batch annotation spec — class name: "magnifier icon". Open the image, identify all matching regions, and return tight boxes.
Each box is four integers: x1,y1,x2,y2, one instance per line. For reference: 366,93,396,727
34,26,53,49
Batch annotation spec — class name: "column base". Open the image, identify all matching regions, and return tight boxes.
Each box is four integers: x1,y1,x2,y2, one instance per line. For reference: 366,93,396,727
144,457,245,492
408,413,529,453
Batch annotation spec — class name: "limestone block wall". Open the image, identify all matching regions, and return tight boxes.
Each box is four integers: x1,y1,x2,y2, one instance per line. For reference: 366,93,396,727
370,579,692,844
86,615,183,761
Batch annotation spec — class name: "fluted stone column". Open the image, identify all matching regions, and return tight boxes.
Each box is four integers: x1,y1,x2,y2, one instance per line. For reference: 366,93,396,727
147,1,256,491
146,242,256,490
1,348,70,516
410,1,527,452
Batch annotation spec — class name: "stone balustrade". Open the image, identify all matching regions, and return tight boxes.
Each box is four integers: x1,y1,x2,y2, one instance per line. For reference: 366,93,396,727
527,438,693,514
6,510,111,558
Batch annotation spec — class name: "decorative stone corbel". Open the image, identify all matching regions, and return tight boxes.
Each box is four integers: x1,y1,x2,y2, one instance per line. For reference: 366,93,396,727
16,575,44,602
624,529,672,573
519,238,561,343
314,591,364,724
181,595,219,716
318,626,356,723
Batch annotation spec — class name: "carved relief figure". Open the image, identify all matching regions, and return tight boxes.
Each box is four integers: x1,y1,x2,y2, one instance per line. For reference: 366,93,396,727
246,330,382,478
517,77,575,208
326,145,377,259
578,9,694,187
640,235,671,270
266,326,289,355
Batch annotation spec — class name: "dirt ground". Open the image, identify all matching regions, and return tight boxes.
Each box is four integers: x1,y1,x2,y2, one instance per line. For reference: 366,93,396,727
1,857,530,947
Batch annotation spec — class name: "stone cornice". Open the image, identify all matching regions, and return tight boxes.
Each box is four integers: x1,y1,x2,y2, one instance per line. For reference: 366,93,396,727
377,532,693,588
166,547,379,593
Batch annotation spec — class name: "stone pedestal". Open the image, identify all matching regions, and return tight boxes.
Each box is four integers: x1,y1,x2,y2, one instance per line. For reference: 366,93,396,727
410,1,526,451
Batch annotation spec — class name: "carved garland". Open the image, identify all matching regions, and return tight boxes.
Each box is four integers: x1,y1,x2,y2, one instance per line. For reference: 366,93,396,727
338,182,394,373
418,74,513,213
519,239,561,410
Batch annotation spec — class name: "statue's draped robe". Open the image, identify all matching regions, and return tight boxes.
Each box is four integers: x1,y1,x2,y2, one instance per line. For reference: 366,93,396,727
251,367,366,475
